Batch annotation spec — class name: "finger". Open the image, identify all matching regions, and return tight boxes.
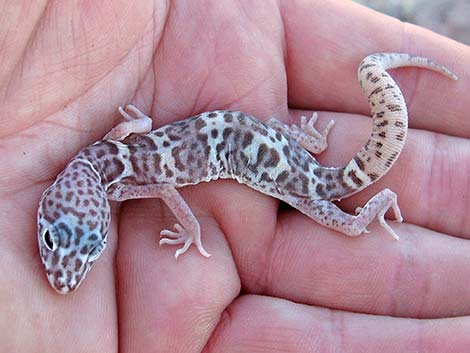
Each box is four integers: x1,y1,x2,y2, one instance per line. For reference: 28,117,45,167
117,196,240,353
206,171,470,318
237,212,470,318
282,0,470,137
0,189,118,351
293,110,470,239
205,295,470,352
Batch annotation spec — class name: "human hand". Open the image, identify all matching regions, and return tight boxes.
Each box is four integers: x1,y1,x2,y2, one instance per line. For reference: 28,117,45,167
1,1,469,352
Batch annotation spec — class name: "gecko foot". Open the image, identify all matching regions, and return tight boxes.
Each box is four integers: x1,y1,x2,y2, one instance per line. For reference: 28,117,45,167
103,105,153,141
376,194,403,240
300,113,335,141
160,223,211,259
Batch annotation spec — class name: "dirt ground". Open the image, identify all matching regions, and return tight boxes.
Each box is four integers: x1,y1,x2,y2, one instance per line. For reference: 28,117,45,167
354,0,470,45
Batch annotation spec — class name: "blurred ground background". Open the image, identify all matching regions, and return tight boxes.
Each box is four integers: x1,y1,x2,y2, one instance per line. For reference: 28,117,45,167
354,0,470,45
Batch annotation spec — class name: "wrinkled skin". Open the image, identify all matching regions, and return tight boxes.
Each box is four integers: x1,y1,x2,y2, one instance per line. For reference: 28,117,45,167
1,1,470,352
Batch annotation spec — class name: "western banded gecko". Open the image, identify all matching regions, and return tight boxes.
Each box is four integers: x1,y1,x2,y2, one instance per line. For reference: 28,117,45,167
37,53,456,294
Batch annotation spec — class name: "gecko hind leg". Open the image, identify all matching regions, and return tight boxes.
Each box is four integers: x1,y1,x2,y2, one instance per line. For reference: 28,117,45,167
108,183,211,259
286,188,403,239
266,113,335,154
104,104,153,141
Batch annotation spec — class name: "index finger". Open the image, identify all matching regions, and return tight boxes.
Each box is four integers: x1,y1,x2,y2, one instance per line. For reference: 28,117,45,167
282,0,470,137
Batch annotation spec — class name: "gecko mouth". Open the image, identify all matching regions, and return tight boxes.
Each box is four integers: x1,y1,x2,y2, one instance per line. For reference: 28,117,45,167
49,259,92,294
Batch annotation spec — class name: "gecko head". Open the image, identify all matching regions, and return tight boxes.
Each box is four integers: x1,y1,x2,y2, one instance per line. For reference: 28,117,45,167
37,158,111,294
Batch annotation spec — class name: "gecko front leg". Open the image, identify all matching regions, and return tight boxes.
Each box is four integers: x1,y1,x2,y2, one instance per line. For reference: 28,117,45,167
266,113,335,154
104,104,153,141
108,183,211,258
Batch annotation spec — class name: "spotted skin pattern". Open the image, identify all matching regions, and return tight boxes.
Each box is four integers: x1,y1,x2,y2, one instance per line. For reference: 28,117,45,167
37,53,456,294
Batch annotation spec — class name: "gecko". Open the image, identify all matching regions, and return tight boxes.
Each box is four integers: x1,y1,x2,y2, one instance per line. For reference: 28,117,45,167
37,53,457,294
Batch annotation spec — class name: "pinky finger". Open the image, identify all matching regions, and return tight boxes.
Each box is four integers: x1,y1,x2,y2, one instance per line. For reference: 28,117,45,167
204,295,470,353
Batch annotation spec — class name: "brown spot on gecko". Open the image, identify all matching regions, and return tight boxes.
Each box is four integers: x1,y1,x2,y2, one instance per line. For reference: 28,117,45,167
255,144,269,166
164,165,174,178
348,170,364,187
140,136,159,149
175,177,186,184
153,154,162,174
74,259,83,272
385,152,399,168
86,220,98,230
224,113,233,123
216,142,226,153
76,227,84,238
207,113,217,118
204,145,211,160
106,158,125,183
282,146,290,158
222,128,233,139
242,132,254,148
395,121,405,127
233,130,241,144
354,156,365,171
276,170,289,183
264,149,280,168
211,129,218,138
368,87,383,98
195,119,206,130
237,113,246,125
172,146,185,172
65,192,73,202
299,174,309,194
316,183,326,197
259,172,272,182
197,134,208,144
386,104,402,112
359,63,376,72
168,134,181,142
252,124,269,136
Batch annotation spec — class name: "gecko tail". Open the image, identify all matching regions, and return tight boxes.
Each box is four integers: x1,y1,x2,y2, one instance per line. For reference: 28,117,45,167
328,53,457,200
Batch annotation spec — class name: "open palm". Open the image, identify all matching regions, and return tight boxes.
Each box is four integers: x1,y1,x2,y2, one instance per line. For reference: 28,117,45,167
1,1,469,352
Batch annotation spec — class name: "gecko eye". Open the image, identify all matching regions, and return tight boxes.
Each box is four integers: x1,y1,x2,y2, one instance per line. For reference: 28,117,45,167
42,229,56,251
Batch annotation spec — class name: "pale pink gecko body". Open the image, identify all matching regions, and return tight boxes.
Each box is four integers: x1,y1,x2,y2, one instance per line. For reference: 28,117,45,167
37,53,456,294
